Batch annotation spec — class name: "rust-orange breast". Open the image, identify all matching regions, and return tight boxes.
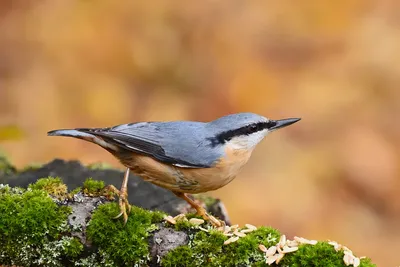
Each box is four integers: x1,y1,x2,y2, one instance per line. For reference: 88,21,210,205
115,147,253,194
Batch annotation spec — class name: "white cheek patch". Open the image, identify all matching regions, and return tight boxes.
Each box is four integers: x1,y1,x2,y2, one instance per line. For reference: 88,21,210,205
226,130,268,150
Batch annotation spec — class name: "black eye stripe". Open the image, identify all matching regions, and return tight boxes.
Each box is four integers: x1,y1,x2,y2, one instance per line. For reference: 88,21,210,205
209,121,275,146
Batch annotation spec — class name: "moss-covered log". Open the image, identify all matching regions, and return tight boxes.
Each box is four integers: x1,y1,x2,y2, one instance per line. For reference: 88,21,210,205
0,158,376,266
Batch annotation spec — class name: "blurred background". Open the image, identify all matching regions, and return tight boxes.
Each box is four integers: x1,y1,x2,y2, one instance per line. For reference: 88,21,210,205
0,0,399,265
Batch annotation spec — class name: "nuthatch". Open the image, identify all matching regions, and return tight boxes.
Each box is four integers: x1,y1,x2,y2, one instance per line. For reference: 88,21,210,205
48,113,300,226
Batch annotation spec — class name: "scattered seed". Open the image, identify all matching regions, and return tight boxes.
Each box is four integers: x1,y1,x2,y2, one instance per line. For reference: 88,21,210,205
189,218,205,225
282,245,298,253
245,223,257,230
233,230,246,237
224,236,239,245
265,255,278,265
294,236,317,245
164,215,176,225
353,257,360,267
286,240,299,247
217,226,225,232
278,235,287,247
240,228,255,234
223,226,231,234
199,227,209,232
275,253,284,264
265,246,277,256
173,214,187,221
343,252,354,266
328,241,342,251
258,244,268,253
230,224,239,230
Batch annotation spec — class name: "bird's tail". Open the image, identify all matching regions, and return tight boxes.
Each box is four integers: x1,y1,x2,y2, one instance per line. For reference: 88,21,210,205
47,129,118,151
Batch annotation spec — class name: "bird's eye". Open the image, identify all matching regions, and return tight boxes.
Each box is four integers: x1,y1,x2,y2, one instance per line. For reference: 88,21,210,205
250,124,258,131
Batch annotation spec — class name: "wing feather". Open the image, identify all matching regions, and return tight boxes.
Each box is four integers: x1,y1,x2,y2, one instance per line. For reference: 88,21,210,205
78,122,217,168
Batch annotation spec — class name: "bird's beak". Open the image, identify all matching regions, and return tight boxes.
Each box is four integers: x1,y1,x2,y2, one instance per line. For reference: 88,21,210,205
269,118,301,131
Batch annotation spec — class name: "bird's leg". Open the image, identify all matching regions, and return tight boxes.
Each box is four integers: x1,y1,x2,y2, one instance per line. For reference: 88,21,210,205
106,168,131,224
173,192,223,227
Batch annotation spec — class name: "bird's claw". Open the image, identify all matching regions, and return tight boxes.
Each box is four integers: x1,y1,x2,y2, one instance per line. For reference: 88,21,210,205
114,191,131,225
106,184,131,224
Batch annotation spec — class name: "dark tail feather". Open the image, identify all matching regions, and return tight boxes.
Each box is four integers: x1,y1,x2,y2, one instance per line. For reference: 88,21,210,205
47,129,118,151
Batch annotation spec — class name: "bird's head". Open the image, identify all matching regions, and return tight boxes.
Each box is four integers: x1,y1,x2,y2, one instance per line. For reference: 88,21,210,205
208,113,300,150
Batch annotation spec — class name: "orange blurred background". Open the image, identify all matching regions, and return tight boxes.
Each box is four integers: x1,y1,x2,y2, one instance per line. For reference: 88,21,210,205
1,1,400,265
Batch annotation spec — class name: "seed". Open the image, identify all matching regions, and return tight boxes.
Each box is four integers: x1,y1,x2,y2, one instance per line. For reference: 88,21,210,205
230,224,239,230
343,252,354,266
189,218,205,225
258,244,268,253
245,223,257,230
294,236,317,245
224,236,239,245
164,215,176,225
278,235,287,247
266,246,277,256
240,228,255,233
265,255,278,265
233,230,246,237
353,257,360,267
275,253,284,264
282,245,298,253
173,214,188,221
199,227,209,232
286,240,299,247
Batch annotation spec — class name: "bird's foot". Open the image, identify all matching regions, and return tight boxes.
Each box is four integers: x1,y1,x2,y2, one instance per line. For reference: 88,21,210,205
197,208,225,228
104,184,131,225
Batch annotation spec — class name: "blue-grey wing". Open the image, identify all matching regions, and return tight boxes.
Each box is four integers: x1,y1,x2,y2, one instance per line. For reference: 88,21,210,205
80,122,220,168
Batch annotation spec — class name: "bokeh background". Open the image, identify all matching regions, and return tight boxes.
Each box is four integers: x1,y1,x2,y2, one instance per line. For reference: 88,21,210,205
1,1,399,265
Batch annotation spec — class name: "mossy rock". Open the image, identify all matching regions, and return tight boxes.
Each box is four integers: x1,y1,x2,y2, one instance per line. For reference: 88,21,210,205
0,176,376,267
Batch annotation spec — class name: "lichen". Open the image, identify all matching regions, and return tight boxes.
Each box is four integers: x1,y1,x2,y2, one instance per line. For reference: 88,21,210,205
86,202,166,265
83,177,105,196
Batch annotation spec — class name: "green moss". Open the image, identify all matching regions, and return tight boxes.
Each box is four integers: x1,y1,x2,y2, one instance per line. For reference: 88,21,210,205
86,162,115,170
280,242,376,267
0,187,73,266
83,177,105,195
162,227,279,267
174,219,194,231
28,176,68,198
86,202,165,265
70,186,82,196
161,246,194,267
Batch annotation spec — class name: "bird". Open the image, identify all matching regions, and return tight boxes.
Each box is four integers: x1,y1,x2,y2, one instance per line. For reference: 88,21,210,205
48,113,300,226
